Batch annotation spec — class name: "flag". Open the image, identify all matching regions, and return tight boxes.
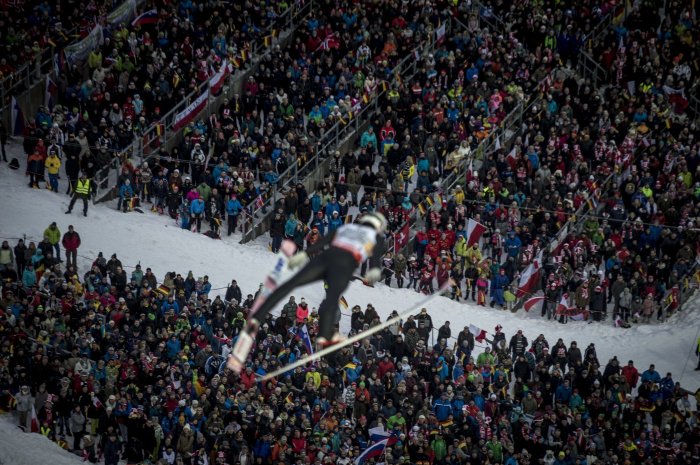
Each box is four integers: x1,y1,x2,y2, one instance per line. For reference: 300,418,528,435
45,75,58,109
92,395,103,409
355,438,389,465
465,158,476,184
468,324,487,343
231,57,241,68
466,218,486,246
440,419,454,428
298,324,314,354
240,49,248,62
556,294,570,316
263,35,272,47
393,222,410,254
368,425,391,443
284,392,294,404
10,96,25,136
435,21,446,45
506,146,518,169
586,195,598,211
516,253,542,298
316,32,340,51
524,296,545,312
131,9,159,27
362,93,369,105
208,60,230,95
417,203,426,216
155,284,170,296
172,90,209,130
339,296,348,310
30,404,39,433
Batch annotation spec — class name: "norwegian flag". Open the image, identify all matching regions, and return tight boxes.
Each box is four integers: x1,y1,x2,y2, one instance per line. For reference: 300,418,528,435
316,32,340,51
523,296,545,312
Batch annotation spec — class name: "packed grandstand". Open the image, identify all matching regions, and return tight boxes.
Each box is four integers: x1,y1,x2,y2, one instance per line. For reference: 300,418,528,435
1,1,699,465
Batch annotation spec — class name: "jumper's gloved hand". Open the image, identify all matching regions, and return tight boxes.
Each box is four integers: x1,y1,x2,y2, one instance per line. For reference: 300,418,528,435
287,251,309,270
363,267,382,284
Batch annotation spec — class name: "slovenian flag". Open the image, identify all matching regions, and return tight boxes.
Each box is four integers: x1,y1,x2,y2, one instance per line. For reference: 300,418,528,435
355,438,390,465
131,9,159,27
298,324,314,354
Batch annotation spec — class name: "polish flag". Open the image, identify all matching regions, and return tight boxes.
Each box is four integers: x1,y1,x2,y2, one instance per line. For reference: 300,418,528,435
556,293,570,316
468,324,488,343
506,146,518,169
208,60,230,95
466,218,486,247
523,296,545,312
516,253,542,298
30,404,39,433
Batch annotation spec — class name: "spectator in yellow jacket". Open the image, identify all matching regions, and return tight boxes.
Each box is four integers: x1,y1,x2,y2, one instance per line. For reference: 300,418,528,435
45,152,61,192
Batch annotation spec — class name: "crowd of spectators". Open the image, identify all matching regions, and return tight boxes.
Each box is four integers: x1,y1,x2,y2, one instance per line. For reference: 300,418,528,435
1,220,699,465
260,0,700,328
3,2,700,464
0,0,95,86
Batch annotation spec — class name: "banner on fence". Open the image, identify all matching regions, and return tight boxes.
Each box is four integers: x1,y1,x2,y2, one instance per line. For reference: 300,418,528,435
107,0,137,25
172,90,210,130
64,25,104,65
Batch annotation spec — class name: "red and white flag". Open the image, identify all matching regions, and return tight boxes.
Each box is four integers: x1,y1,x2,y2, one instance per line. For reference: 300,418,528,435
466,218,486,247
208,60,231,95
468,324,488,343
523,296,545,312
316,32,340,51
393,221,410,254
172,90,210,130
506,146,518,169
30,404,39,433
516,252,542,298
556,293,570,316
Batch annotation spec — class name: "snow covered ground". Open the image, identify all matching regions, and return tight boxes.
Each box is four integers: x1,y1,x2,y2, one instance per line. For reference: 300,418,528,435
0,414,86,465
1,140,699,463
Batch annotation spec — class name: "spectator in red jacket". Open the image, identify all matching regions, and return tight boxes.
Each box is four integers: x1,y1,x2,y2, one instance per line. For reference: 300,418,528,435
621,360,640,389
61,225,81,270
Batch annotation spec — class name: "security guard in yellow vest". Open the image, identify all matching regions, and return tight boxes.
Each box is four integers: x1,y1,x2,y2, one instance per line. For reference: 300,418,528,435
65,172,91,216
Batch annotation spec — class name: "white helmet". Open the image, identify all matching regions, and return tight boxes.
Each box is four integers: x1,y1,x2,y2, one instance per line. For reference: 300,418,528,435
359,212,386,231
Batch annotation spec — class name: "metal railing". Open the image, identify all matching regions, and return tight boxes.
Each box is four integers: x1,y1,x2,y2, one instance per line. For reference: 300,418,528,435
239,17,451,243
92,0,314,200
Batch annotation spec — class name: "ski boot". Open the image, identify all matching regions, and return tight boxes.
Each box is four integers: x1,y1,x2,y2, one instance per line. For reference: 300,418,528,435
226,319,260,373
315,333,346,350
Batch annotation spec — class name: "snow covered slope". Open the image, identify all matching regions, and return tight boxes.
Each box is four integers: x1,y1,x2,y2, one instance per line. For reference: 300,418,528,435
0,414,85,465
0,139,699,463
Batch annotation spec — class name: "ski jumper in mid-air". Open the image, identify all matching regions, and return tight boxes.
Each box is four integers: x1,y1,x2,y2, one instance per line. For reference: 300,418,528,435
247,212,387,346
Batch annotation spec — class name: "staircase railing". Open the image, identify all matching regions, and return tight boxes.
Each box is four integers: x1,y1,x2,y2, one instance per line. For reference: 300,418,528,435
92,0,314,200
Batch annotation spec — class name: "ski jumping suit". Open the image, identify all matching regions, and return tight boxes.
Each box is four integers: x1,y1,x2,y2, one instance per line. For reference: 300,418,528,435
251,223,386,340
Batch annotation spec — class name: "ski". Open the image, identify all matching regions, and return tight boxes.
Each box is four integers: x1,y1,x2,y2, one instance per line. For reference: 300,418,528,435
255,280,453,382
226,239,297,373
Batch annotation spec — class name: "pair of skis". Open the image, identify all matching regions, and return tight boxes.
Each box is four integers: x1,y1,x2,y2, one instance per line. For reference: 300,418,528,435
226,239,298,373
255,279,452,382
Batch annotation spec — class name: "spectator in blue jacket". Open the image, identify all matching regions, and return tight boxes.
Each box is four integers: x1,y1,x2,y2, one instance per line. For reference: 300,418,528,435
641,364,661,384
309,211,326,236
190,197,205,232
226,195,243,236
327,211,343,233
432,392,452,422
22,263,37,288
504,231,522,258
555,379,573,404
324,197,340,220
490,268,510,308
118,180,135,212
161,296,180,316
